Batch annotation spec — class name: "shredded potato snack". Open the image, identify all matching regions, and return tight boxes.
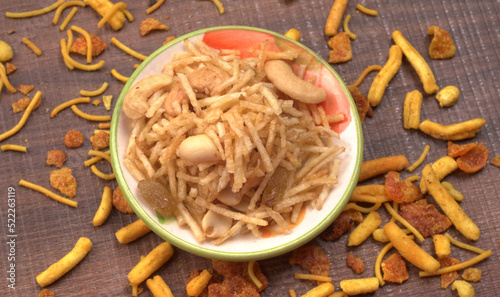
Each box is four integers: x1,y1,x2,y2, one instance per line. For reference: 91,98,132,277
123,39,345,244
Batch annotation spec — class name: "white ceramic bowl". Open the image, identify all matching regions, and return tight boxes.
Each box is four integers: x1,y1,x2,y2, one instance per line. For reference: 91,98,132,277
110,26,363,261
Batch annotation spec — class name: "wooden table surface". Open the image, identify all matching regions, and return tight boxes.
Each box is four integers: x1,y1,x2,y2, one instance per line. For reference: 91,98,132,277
1,0,499,296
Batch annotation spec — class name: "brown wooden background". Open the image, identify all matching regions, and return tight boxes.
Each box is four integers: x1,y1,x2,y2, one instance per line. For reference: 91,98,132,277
1,0,499,296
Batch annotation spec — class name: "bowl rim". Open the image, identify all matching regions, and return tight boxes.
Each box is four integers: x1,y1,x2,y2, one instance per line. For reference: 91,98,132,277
110,25,363,261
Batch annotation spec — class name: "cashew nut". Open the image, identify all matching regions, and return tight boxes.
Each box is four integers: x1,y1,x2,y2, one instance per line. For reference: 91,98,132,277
201,205,233,238
264,60,326,104
122,74,172,119
178,134,221,163
435,85,459,107
217,187,242,206
0,40,13,62
451,280,475,297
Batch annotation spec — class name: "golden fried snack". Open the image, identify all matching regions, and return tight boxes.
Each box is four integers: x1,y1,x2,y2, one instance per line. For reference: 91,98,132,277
53,0,86,25
420,156,458,194
358,155,409,182
327,32,352,64
85,0,126,30
392,30,439,94
356,4,378,16
59,7,78,31
6,0,64,18
36,237,92,287
340,278,379,295
407,144,430,172
80,82,108,97
0,91,41,142
343,14,356,40
140,18,168,36
419,118,486,140
1,144,27,152
325,0,349,36
348,210,382,246
22,37,42,56
383,221,440,273
70,25,92,63
491,155,500,167
348,65,383,89
111,37,147,60
422,164,480,240
146,275,174,297
92,186,112,226
419,250,491,277
128,241,174,296
403,90,422,129
111,68,129,83
19,179,78,207
97,1,127,29
367,45,402,107
115,218,151,244
302,282,335,297
436,86,460,107
428,26,456,59
451,280,475,297
70,105,111,121
441,181,464,201
285,28,301,41
146,0,165,14
433,234,451,259
186,269,212,296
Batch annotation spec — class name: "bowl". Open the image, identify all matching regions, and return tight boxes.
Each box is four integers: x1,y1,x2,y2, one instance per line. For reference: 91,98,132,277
110,26,363,261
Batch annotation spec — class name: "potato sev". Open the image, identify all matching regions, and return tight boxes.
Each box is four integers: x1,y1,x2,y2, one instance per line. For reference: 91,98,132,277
50,97,91,117
111,37,147,60
70,105,111,121
146,0,165,14
22,37,42,56
6,0,65,18
0,62,16,93
92,186,112,226
59,7,79,31
19,179,78,208
0,91,41,142
53,0,86,24
70,25,93,63
1,144,27,152
80,82,109,97
60,39,105,71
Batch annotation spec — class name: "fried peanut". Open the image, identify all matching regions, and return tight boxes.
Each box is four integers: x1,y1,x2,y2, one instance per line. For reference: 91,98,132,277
264,60,326,104
0,40,13,62
451,280,475,297
419,118,486,140
285,28,301,41
367,45,402,106
436,86,460,107
403,90,422,129
392,30,439,94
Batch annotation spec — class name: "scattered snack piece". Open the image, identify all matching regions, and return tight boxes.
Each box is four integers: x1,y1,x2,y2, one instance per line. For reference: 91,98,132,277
492,155,500,167
111,37,147,60
325,0,349,36
320,209,363,241
285,28,301,41
384,171,422,203
348,65,383,89
103,95,113,110
356,3,378,16
436,85,460,107
428,26,456,59
359,155,409,182
70,33,107,57
407,144,430,172
46,150,66,168
50,167,77,198
64,130,84,148
340,278,379,295
0,62,16,93
1,144,26,152
441,181,464,202
146,0,166,15
456,142,489,173
140,18,168,36
163,36,175,45
343,14,357,40
11,97,30,113
419,156,458,194
210,260,268,293
60,39,105,71
433,234,451,259
38,288,54,297
448,141,478,158
403,90,422,129
451,280,475,297
111,68,129,83
115,218,151,244
327,32,352,64
348,210,381,246
419,118,486,140
112,186,134,213
0,40,14,61
347,86,372,123
399,199,452,237
17,84,34,95
367,45,402,107
147,275,175,297
80,82,108,97
6,62,17,74
36,237,92,287
381,252,409,283
19,179,77,207
90,130,110,150
462,268,482,282
59,6,79,31
208,0,225,15
186,269,212,297
350,185,389,204
22,37,42,56
439,256,460,288
92,99,101,105
51,97,91,117
70,105,111,121
86,0,126,30
392,30,439,94
0,91,41,142
347,254,364,274
422,165,480,240
289,245,330,278
302,282,335,296
93,186,112,226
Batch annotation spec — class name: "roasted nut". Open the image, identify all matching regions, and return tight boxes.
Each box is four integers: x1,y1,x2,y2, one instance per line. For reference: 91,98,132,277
285,28,301,41
178,134,221,163
0,40,13,62
451,280,475,297
264,60,326,104
201,206,233,238
436,86,460,107
217,187,242,206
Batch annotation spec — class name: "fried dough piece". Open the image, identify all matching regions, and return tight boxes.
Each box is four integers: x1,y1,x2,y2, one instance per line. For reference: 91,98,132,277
70,33,107,57
428,26,456,59
49,167,77,198
327,32,352,64
399,199,452,237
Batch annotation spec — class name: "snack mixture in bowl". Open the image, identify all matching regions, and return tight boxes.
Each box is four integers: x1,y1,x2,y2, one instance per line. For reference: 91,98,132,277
111,26,362,260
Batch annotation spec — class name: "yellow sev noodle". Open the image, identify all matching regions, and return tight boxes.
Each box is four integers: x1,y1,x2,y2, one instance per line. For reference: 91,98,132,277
294,273,333,282
343,14,357,40
0,63,16,93
84,149,110,167
375,241,392,286
98,2,127,29
210,0,225,14
384,202,425,242
111,37,147,60
111,69,129,83
91,165,115,180
70,105,111,121
51,97,91,117
6,0,64,18
407,144,430,172
444,233,487,254
356,3,379,16
22,37,42,56
348,65,383,88
122,8,134,21
64,29,75,70
19,179,77,207
53,0,85,25
70,25,92,63
146,0,165,14
1,144,27,152
59,7,78,31
80,82,109,97
419,250,492,277
60,39,105,71
247,261,263,290
0,91,41,142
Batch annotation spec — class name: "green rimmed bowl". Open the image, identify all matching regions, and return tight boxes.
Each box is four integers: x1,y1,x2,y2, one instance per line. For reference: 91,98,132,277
110,26,362,261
